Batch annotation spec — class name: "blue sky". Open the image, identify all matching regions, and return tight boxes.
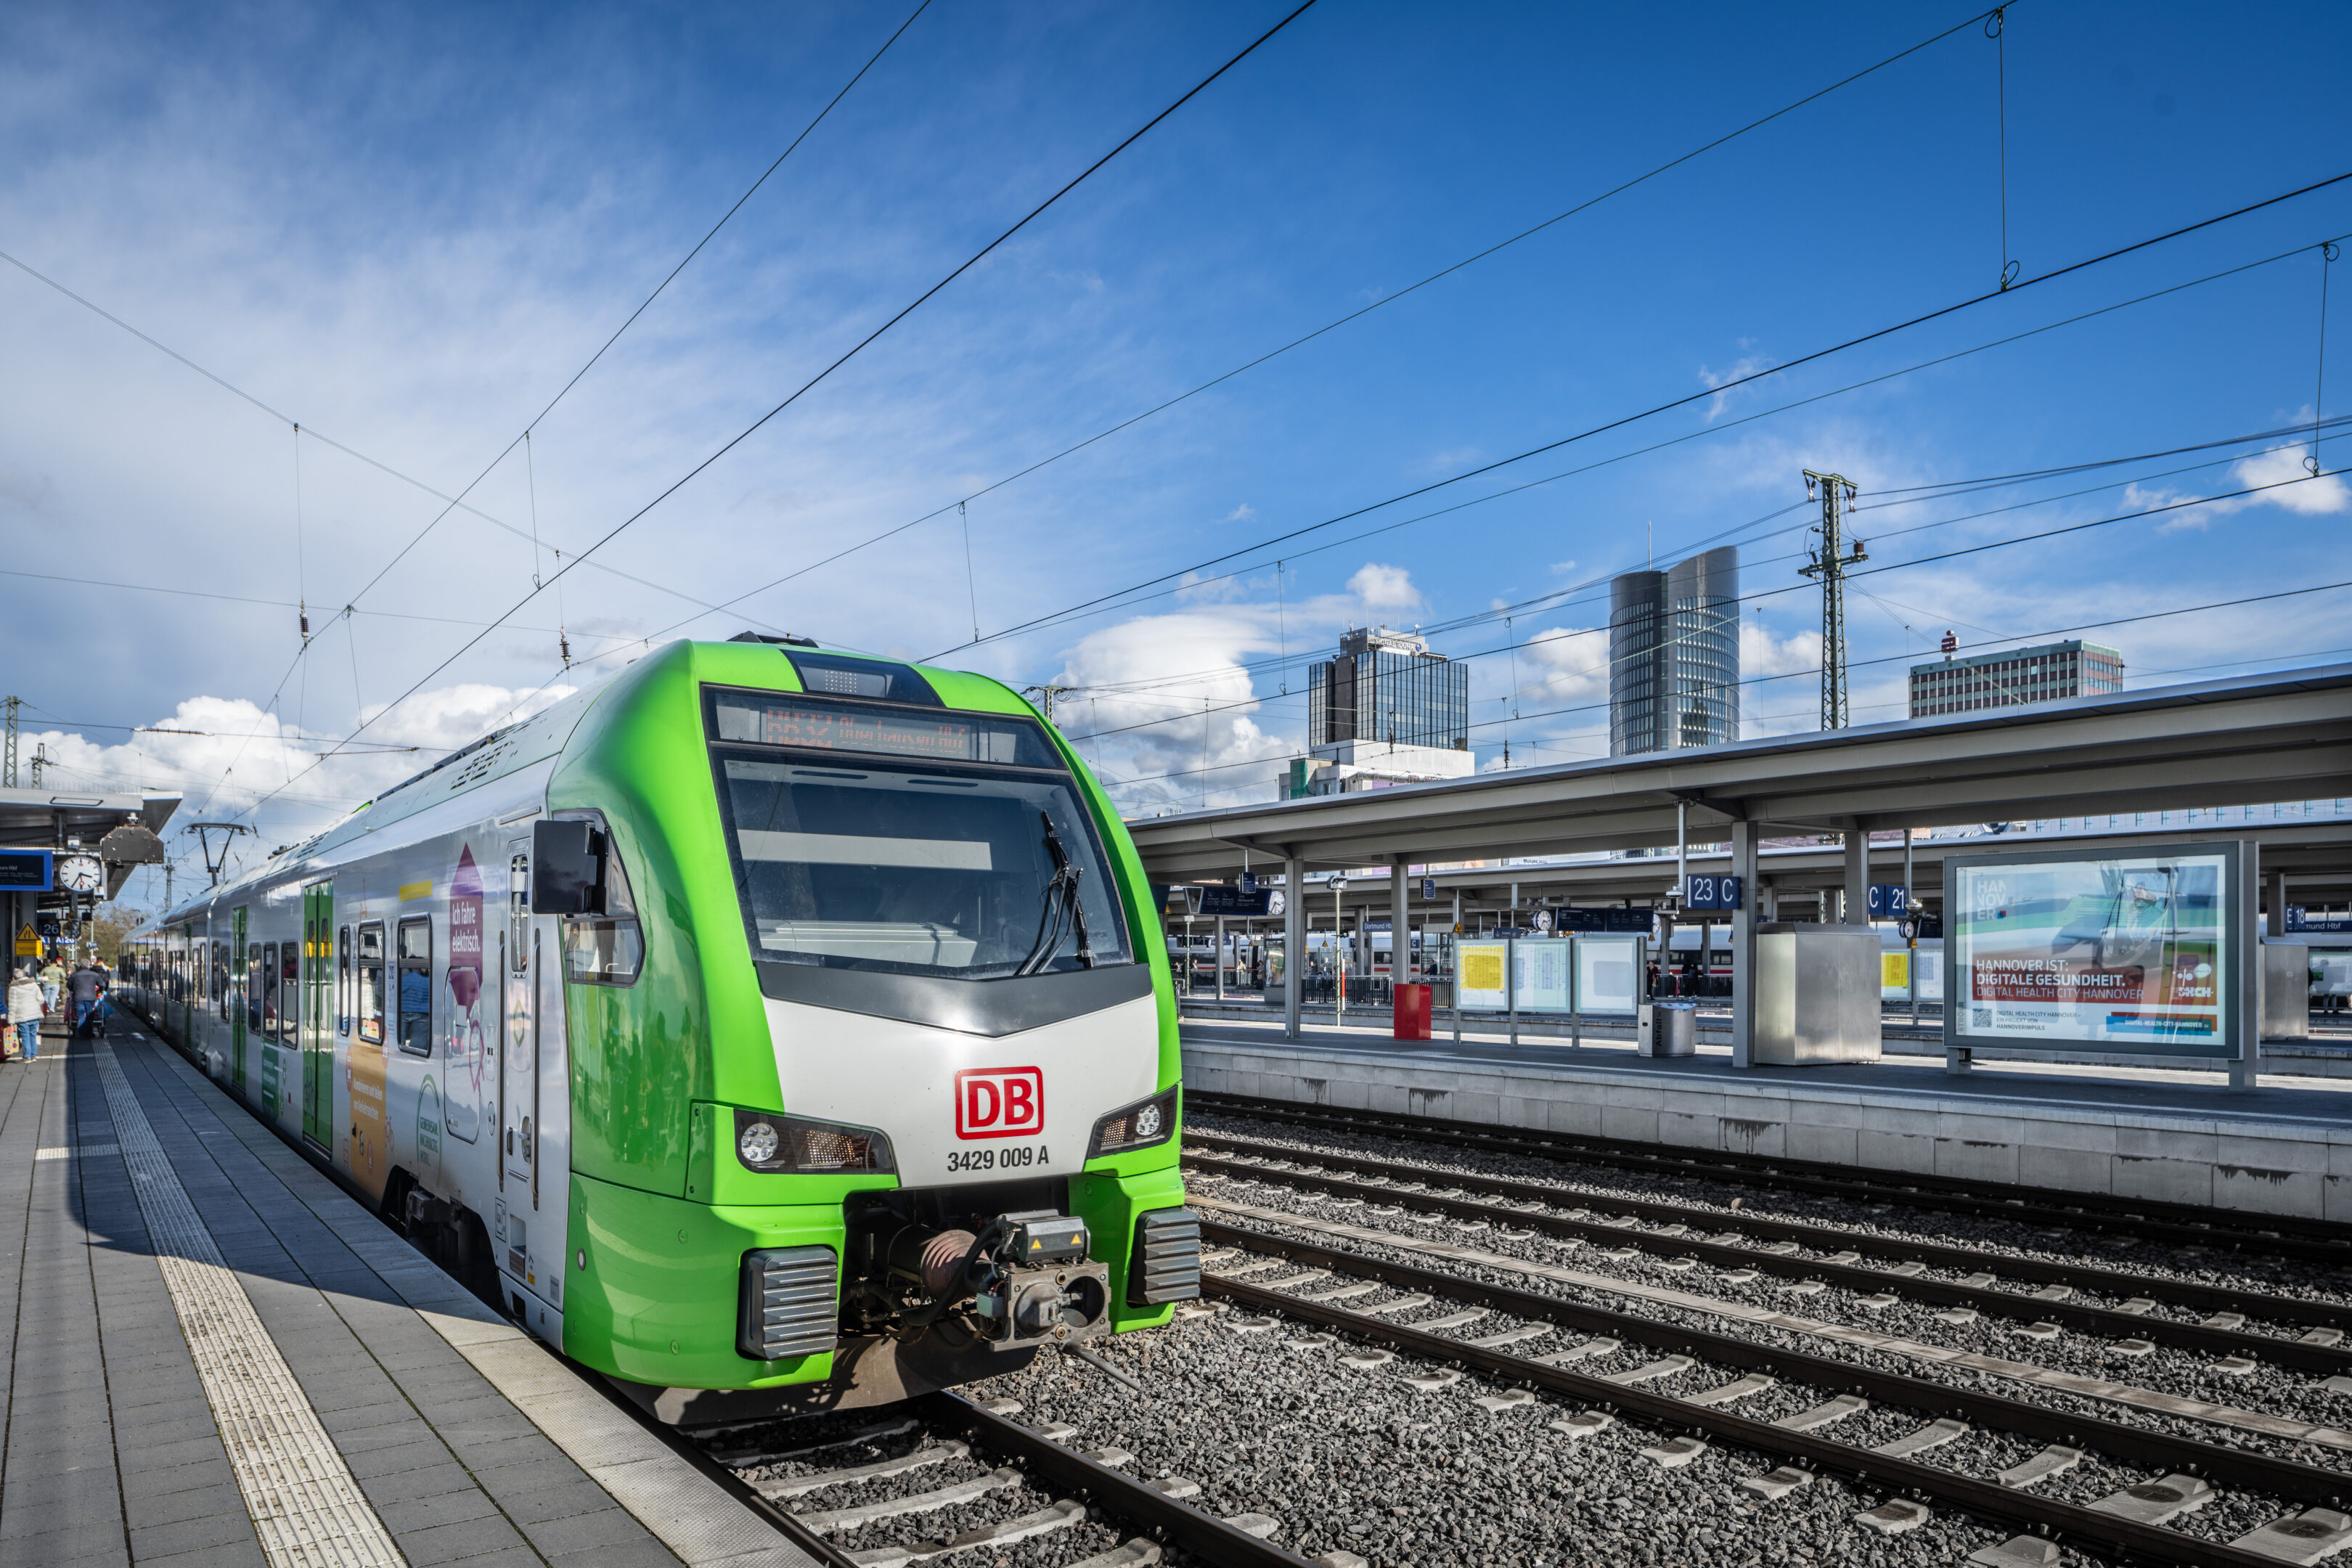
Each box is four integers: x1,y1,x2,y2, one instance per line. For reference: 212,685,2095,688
2,0,2347,898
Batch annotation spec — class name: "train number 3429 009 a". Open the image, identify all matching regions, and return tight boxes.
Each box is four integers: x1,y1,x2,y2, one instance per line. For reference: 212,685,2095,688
947,1144,1045,1173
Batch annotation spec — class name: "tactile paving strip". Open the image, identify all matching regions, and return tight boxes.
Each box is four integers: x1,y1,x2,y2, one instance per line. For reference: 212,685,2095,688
94,1039,408,1568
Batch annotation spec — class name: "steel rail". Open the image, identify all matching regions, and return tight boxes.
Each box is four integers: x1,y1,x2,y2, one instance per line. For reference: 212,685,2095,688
1191,1092,2352,1264
918,1390,1320,1567
1200,1222,2352,1507
1206,1263,2319,1566
1188,1138,2352,1367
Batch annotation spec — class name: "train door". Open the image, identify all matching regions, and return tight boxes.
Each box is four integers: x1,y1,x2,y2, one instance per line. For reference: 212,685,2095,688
498,834,569,1335
301,883,334,1149
231,907,249,1091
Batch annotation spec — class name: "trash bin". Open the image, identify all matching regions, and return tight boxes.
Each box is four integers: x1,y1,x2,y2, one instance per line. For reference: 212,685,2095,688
1392,983,1432,1041
1646,1000,1697,1058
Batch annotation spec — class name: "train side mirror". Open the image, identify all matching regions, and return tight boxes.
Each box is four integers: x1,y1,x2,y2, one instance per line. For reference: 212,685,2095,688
531,820,605,915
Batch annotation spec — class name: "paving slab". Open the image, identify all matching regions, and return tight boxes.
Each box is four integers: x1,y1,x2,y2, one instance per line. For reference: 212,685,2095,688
0,1021,823,1568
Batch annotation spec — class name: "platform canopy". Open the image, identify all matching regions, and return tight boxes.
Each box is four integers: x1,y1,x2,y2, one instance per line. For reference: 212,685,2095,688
1124,663,2352,882
0,785,181,902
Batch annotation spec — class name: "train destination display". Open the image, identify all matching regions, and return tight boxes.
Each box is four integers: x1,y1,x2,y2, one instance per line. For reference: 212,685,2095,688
1946,841,2241,1058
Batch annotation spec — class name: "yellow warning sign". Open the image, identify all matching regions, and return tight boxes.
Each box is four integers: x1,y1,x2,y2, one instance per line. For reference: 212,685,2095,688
14,925,37,957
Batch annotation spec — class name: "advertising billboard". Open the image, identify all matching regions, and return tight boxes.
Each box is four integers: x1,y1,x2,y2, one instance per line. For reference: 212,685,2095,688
1575,933,1644,1014
1945,841,2241,1059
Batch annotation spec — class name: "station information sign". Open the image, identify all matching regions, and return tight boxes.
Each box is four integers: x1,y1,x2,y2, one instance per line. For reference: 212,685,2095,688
1454,940,1509,1010
1454,934,1641,1015
1945,841,2241,1059
1685,874,1741,911
1193,885,1272,918
1575,933,1645,1013
0,851,52,891
1511,938,1571,1013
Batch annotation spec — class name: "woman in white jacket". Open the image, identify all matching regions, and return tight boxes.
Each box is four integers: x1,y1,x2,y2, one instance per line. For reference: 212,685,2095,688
6,964,44,1062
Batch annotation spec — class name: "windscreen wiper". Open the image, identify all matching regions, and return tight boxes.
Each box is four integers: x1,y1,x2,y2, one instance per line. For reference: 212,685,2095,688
1016,812,1095,976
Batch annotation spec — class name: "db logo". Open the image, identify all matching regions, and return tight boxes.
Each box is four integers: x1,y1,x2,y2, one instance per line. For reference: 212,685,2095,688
955,1066,1044,1140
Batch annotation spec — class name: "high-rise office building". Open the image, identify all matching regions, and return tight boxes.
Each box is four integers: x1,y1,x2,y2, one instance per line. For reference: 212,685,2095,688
1609,547,1740,756
1309,626,1469,750
1909,638,2123,718
1286,627,1472,797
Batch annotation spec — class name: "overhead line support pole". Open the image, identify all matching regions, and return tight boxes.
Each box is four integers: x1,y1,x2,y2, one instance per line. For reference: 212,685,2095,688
1800,470,1866,730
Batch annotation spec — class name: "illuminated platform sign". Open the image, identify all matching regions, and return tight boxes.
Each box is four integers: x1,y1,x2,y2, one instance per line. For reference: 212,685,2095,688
0,852,53,891
1945,841,2240,1059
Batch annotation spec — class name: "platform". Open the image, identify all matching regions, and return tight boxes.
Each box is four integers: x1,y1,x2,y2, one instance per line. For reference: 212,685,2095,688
0,1016,821,1568
1180,1016,2352,1222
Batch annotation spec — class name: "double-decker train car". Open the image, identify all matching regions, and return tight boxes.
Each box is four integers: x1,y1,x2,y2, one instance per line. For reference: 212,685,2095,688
121,637,1196,1423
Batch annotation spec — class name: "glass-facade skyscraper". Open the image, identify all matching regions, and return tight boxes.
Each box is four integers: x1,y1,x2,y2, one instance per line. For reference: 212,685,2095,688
1308,627,1469,751
1609,547,1739,756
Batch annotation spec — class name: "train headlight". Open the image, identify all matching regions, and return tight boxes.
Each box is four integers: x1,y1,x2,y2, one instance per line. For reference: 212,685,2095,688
1086,1087,1180,1159
732,1108,895,1174
738,1119,781,1165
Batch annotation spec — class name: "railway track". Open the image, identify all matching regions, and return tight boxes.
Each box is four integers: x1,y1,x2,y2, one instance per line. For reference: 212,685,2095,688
1186,1091,2352,1268
685,1384,1352,1568
1191,1219,2352,1568
1185,1132,2352,1376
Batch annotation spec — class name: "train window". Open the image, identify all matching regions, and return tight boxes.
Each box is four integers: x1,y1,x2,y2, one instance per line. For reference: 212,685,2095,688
356,922,385,1047
395,917,432,1056
261,943,279,1037
706,719,1132,980
557,817,642,987
280,942,299,1040
213,942,228,1020
338,926,352,1037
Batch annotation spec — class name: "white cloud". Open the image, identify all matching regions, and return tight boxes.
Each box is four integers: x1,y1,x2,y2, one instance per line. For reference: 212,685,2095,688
1222,502,1255,523
1347,562,1420,612
1050,610,1289,812
23,681,578,883
2133,441,2346,533
1699,351,1776,422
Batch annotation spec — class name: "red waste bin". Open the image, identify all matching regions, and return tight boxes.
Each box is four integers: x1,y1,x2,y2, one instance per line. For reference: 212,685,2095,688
1392,982,1432,1040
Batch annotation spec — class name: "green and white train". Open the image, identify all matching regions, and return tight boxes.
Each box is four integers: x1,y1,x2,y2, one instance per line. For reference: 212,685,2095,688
122,637,1196,1422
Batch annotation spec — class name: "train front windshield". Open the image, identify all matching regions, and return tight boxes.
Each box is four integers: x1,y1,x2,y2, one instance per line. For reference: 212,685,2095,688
706,688,1131,979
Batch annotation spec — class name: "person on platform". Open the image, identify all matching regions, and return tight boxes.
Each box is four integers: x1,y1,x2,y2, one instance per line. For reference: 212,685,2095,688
38,955,65,1013
67,960,105,1038
7,963,45,1062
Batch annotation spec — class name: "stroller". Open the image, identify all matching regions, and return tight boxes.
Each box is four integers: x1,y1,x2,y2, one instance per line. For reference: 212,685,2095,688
74,993,112,1040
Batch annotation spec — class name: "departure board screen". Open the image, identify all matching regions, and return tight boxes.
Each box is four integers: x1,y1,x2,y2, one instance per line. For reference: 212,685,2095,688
0,852,52,891
707,690,1061,769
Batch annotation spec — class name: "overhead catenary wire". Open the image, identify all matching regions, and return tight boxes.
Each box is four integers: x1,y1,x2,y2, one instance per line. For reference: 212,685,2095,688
1989,7,2017,290
1100,577,2352,796
0,0,931,724
2319,240,2340,474
1000,234,2352,681
334,0,939,612
0,253,808,640
645,3,2014,632
234,0,1324,825
1045,402,2352,707
1061,461,2343,750
931,169,2352,661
